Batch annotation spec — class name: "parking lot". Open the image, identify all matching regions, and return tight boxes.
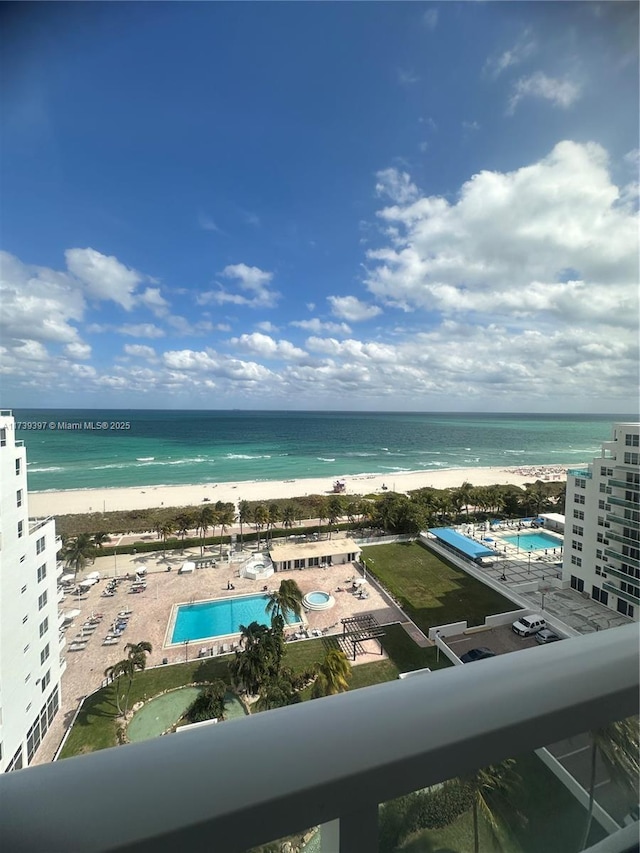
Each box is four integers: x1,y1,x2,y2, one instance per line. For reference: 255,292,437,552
444,623,543,658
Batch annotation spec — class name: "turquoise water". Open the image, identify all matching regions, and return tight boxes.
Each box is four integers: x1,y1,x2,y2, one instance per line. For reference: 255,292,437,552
171,594,302,643
12,409,634,492
307,591,330,605
127,687,246,742
502,532,563,551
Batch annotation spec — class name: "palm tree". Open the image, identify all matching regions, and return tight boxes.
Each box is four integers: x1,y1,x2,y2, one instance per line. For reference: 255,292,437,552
158,521,175,558
174,512,196,543
266,579,304,628
197,504,215,556
104,658,135,717
63,533,96,576
267,503,281,544
186,680,227,723
217,504,236,558
254,667,301,711
311,649,352,698
327,496,343,539
253,504,268,550
92,531,110,550
282,504,296,530
463,759,522,853
238,500,251,549
457,481,474,518
317,497,329,539
580,718,639,850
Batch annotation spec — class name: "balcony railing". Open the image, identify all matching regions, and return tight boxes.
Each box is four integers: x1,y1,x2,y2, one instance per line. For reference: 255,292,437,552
609,495,640,511
604,548,640,569
607,530,640,549
28,516,54,536
607,512,640,532
603,582,640,606
609,478,640,493
568,468,592,479
1,623,638,853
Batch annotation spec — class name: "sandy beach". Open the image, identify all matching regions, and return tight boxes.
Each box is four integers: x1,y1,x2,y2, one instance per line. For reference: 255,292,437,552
28,464,575,517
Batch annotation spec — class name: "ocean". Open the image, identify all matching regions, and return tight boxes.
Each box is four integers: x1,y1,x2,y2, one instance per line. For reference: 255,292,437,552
11,410,635,493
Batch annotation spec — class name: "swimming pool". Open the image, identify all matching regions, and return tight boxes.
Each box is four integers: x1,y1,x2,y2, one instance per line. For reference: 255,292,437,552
171,594,303,644
502,531,563,551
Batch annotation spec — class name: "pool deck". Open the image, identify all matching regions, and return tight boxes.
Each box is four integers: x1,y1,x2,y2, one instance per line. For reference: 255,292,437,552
34,547,403,765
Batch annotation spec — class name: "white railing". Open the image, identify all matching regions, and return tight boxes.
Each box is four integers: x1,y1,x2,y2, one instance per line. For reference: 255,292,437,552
28,516,54,535
1,623,638,853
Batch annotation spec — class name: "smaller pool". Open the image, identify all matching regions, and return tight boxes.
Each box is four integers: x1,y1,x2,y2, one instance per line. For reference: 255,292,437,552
502,531,563,551
303,590,335,611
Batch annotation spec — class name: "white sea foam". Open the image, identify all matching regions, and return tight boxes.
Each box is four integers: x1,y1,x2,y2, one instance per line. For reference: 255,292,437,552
28,466,64,473
317,457,336,462
226,453,272,460
136,457,155,462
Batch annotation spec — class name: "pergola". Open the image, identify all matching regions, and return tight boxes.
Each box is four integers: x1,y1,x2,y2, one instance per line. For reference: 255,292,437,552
337,614,386,661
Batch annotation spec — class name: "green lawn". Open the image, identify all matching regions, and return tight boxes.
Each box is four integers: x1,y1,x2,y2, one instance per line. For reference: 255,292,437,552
362,542,515,632
60,624,444,758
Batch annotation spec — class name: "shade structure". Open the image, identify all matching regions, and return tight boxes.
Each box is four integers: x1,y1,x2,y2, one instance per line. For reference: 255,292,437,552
63,609,81,622
179,561,195,573
353,578,368,586
86,571,100,581
60,573,75,583
79,578,97,588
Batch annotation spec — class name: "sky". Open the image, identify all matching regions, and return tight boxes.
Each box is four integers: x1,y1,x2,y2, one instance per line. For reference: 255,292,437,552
1,1,638,413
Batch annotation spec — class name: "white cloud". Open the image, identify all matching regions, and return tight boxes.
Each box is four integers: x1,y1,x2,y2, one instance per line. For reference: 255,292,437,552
462,120,480,132
290,318,352,335
123,344,156,360
230,332,308,362
328,295,383,323
166,315,220,336
65,248,144,310
118,323,166,339
485,28,537,78
139,287,170,317
365,141,638,337
198,263,279,309
422,8,438,31
508,72,581,113
198,214,221,232
64,342,92,360
256,321,279,333
163,348,274,383
375,168,419,204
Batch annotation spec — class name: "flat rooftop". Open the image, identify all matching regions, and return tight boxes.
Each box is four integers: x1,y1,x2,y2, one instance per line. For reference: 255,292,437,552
269,537,361,562
428,527,494,559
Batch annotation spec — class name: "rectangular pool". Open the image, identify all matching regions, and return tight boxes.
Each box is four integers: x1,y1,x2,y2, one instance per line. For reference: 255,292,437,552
502,531,563,551
171,594,303,644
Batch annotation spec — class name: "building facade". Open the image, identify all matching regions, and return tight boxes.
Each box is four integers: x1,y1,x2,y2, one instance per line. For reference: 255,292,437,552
0,411,64,772
564,422,640,622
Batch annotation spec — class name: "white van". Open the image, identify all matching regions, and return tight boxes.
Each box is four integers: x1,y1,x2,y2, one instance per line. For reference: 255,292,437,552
512,614,546,637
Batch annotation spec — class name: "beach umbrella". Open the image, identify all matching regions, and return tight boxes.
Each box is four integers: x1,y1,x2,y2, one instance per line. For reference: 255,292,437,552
63,609,81,622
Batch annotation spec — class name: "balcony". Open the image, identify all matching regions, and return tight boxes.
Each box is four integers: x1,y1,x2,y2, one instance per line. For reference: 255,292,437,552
569,468,592,479
607,530,640,549
604,548,640,569
28,516,54,536
603,582,640,606
607,513,640,532
1,624,638,853
609,478,640,493
609,496,640,511
603,565,640,585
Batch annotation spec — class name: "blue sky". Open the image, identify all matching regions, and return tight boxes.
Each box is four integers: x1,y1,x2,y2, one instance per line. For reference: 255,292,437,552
1,2,638,412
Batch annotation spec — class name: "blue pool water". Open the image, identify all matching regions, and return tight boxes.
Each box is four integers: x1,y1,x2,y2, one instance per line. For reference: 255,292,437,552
171,594,302,643
502,531,563,551
306,591,330,605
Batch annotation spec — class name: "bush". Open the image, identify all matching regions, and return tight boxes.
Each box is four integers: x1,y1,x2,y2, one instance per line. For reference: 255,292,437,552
403,781,474,835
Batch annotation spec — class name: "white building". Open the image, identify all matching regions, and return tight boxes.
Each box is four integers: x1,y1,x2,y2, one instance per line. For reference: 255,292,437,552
0,411,65,772
563,422,639,621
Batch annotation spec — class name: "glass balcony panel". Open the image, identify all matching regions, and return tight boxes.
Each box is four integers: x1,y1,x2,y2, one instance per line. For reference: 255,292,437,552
378,716,639,853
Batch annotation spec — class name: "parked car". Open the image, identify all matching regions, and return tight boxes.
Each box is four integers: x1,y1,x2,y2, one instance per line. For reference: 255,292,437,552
460,647,496,663
535,628,562,644
512,614,546,636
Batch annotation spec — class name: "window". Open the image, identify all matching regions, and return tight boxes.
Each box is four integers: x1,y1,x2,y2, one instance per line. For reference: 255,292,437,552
574,494,585,504
592,586,609,606
572,540,583,552
37,564,47,583
25,673,31,684
573,509,585,520
599,483,606,493
571,555,582,567
625,433,639,447
596,549,603,559
7,746,23,773
601,466,607,476
41,670,51,693
598,499,606,509
21,584,27,594
576,478,586,489
38,591,48,611
40,644,50,665
0,427,6,447
23,644,30,654
572,525,584,536
39,617,49,638
294,558,305,569
597,532,605,543
17,520,24,539
15,458,21,476
36,536,45,555
16,489,23,508
595,565,602,576
570,575,585,592
624,452,640,466
617,600,635,617
22,614,28,624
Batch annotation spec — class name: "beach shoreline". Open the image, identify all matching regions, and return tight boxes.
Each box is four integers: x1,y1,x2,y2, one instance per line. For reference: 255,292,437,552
28,463,577,517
